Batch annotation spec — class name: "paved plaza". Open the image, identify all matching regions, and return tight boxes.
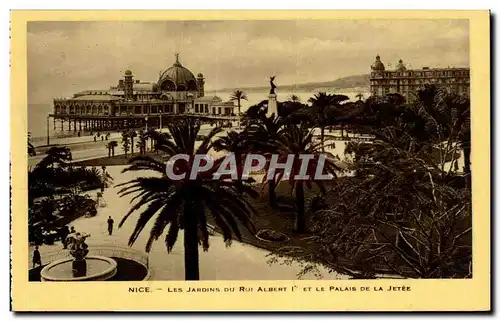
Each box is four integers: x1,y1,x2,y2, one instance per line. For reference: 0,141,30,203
32,165,347,281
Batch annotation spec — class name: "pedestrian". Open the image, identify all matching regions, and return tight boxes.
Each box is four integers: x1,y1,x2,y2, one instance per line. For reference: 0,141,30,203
70,226,76,234
107,216,114,236
32,246,42,269
60,226,70,249
101,136,104,141
94,136,97,142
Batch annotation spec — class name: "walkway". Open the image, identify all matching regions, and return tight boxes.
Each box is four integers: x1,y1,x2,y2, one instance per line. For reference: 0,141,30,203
31,165,347,281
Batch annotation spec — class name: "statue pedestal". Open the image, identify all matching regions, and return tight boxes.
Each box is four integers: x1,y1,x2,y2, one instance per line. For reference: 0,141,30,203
72,259,87,277
267,93,278,117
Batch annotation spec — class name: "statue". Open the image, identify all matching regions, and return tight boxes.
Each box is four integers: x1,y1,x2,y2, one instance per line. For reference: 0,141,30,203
66,232,91,277
269,76,277,95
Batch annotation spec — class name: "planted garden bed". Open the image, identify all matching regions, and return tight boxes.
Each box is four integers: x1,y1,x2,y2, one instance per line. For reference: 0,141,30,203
255,229,290,243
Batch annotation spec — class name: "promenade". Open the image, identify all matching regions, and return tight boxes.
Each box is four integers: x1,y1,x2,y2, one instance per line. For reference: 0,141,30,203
30,165,347,281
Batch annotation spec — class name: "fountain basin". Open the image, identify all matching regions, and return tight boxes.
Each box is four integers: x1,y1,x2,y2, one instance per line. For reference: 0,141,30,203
40,255,117,282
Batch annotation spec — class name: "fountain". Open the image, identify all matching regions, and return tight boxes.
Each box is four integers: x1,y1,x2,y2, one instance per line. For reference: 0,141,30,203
40,232,118,282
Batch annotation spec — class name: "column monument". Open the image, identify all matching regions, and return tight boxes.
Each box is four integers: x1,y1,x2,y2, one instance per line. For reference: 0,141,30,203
266,76,278,117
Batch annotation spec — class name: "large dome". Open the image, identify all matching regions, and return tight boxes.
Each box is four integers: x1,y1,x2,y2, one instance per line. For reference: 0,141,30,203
371,55,385,71
157,55,199,92
396,59,407,71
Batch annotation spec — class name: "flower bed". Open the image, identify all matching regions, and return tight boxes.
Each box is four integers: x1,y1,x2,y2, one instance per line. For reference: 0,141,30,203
255,229,290,243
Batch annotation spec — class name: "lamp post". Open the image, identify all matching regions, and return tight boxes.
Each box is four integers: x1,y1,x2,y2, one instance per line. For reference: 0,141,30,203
46,116,50,146
158,109,162,132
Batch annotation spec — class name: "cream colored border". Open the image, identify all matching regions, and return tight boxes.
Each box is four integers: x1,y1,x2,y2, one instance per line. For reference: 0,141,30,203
11,10,490,311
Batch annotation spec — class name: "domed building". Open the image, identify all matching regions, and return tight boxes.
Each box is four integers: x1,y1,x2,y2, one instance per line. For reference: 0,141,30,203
369,54,470,103
157,54,202,93
371,55,385,71
51,54,235,133
395,59,407,72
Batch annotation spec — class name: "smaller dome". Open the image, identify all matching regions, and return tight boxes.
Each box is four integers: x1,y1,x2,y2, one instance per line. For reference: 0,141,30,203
124,70,132,76
371,55,385,71
197,73,204,78
396,59,406,71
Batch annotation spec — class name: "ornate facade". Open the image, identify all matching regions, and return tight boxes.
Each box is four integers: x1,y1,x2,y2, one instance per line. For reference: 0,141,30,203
369,55,470,102
51,55,236,132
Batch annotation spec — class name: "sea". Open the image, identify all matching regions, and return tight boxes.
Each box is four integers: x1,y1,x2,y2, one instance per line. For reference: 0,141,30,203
28,90,369,142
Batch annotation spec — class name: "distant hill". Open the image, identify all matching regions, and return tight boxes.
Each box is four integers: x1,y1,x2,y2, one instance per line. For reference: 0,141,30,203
207,74,370,94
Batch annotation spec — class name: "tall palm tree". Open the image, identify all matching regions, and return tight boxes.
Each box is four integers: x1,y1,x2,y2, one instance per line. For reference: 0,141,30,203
34,146,72,170
355,93,364,101
137,130,147,155
230,90,248,118
245,114,286,207
410,85,471,184
128,130,137,155
307,92,350,146
212,131,252,181
121,131,130,157
117,119,258,280
288,94,301,103
274,123,339,233
306,92,333,151
109,140,118,157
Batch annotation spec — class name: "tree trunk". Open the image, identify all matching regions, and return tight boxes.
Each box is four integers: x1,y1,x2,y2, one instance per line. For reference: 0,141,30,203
112,147,115,157
130,137,134,155
268,178,276,207
183,206,200,280
294,183,306,233
320,126,325,152
463,143,471,190
108,148,111,158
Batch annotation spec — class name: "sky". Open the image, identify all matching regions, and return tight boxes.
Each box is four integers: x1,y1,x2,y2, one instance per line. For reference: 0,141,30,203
27,19,469,104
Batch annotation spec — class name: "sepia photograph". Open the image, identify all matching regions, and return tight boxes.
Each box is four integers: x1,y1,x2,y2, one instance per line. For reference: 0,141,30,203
10,10,490,311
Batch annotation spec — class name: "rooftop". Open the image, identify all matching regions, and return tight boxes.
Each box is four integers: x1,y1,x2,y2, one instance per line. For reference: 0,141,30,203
70,94,123,101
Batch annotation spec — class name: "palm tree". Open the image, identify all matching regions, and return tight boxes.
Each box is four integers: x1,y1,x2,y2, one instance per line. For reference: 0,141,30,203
288,94,301,103
109,140,118,157
35,146,72,170
245,114,286,207
117,119,258,280
410,85,471,184
128,130,137,155
121,132,130,158
212,131,252,181
230,90,248,118
274,123,339,233
307,92,350,146
306,92,333,151
136,130,146,155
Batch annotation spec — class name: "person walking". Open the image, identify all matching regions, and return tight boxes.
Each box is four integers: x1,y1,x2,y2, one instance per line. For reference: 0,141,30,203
60,226,70,249
107,216,114,236
32,246,42,269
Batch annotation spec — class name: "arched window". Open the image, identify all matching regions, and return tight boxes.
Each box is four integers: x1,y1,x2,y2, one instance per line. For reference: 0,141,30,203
160,80,176,91
187,80,199,91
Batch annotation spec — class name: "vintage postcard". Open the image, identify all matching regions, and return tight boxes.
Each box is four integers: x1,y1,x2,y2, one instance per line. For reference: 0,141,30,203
10,10,490,311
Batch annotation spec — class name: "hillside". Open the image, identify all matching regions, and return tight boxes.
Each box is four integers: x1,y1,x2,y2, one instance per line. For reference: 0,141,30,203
207,74,370,94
